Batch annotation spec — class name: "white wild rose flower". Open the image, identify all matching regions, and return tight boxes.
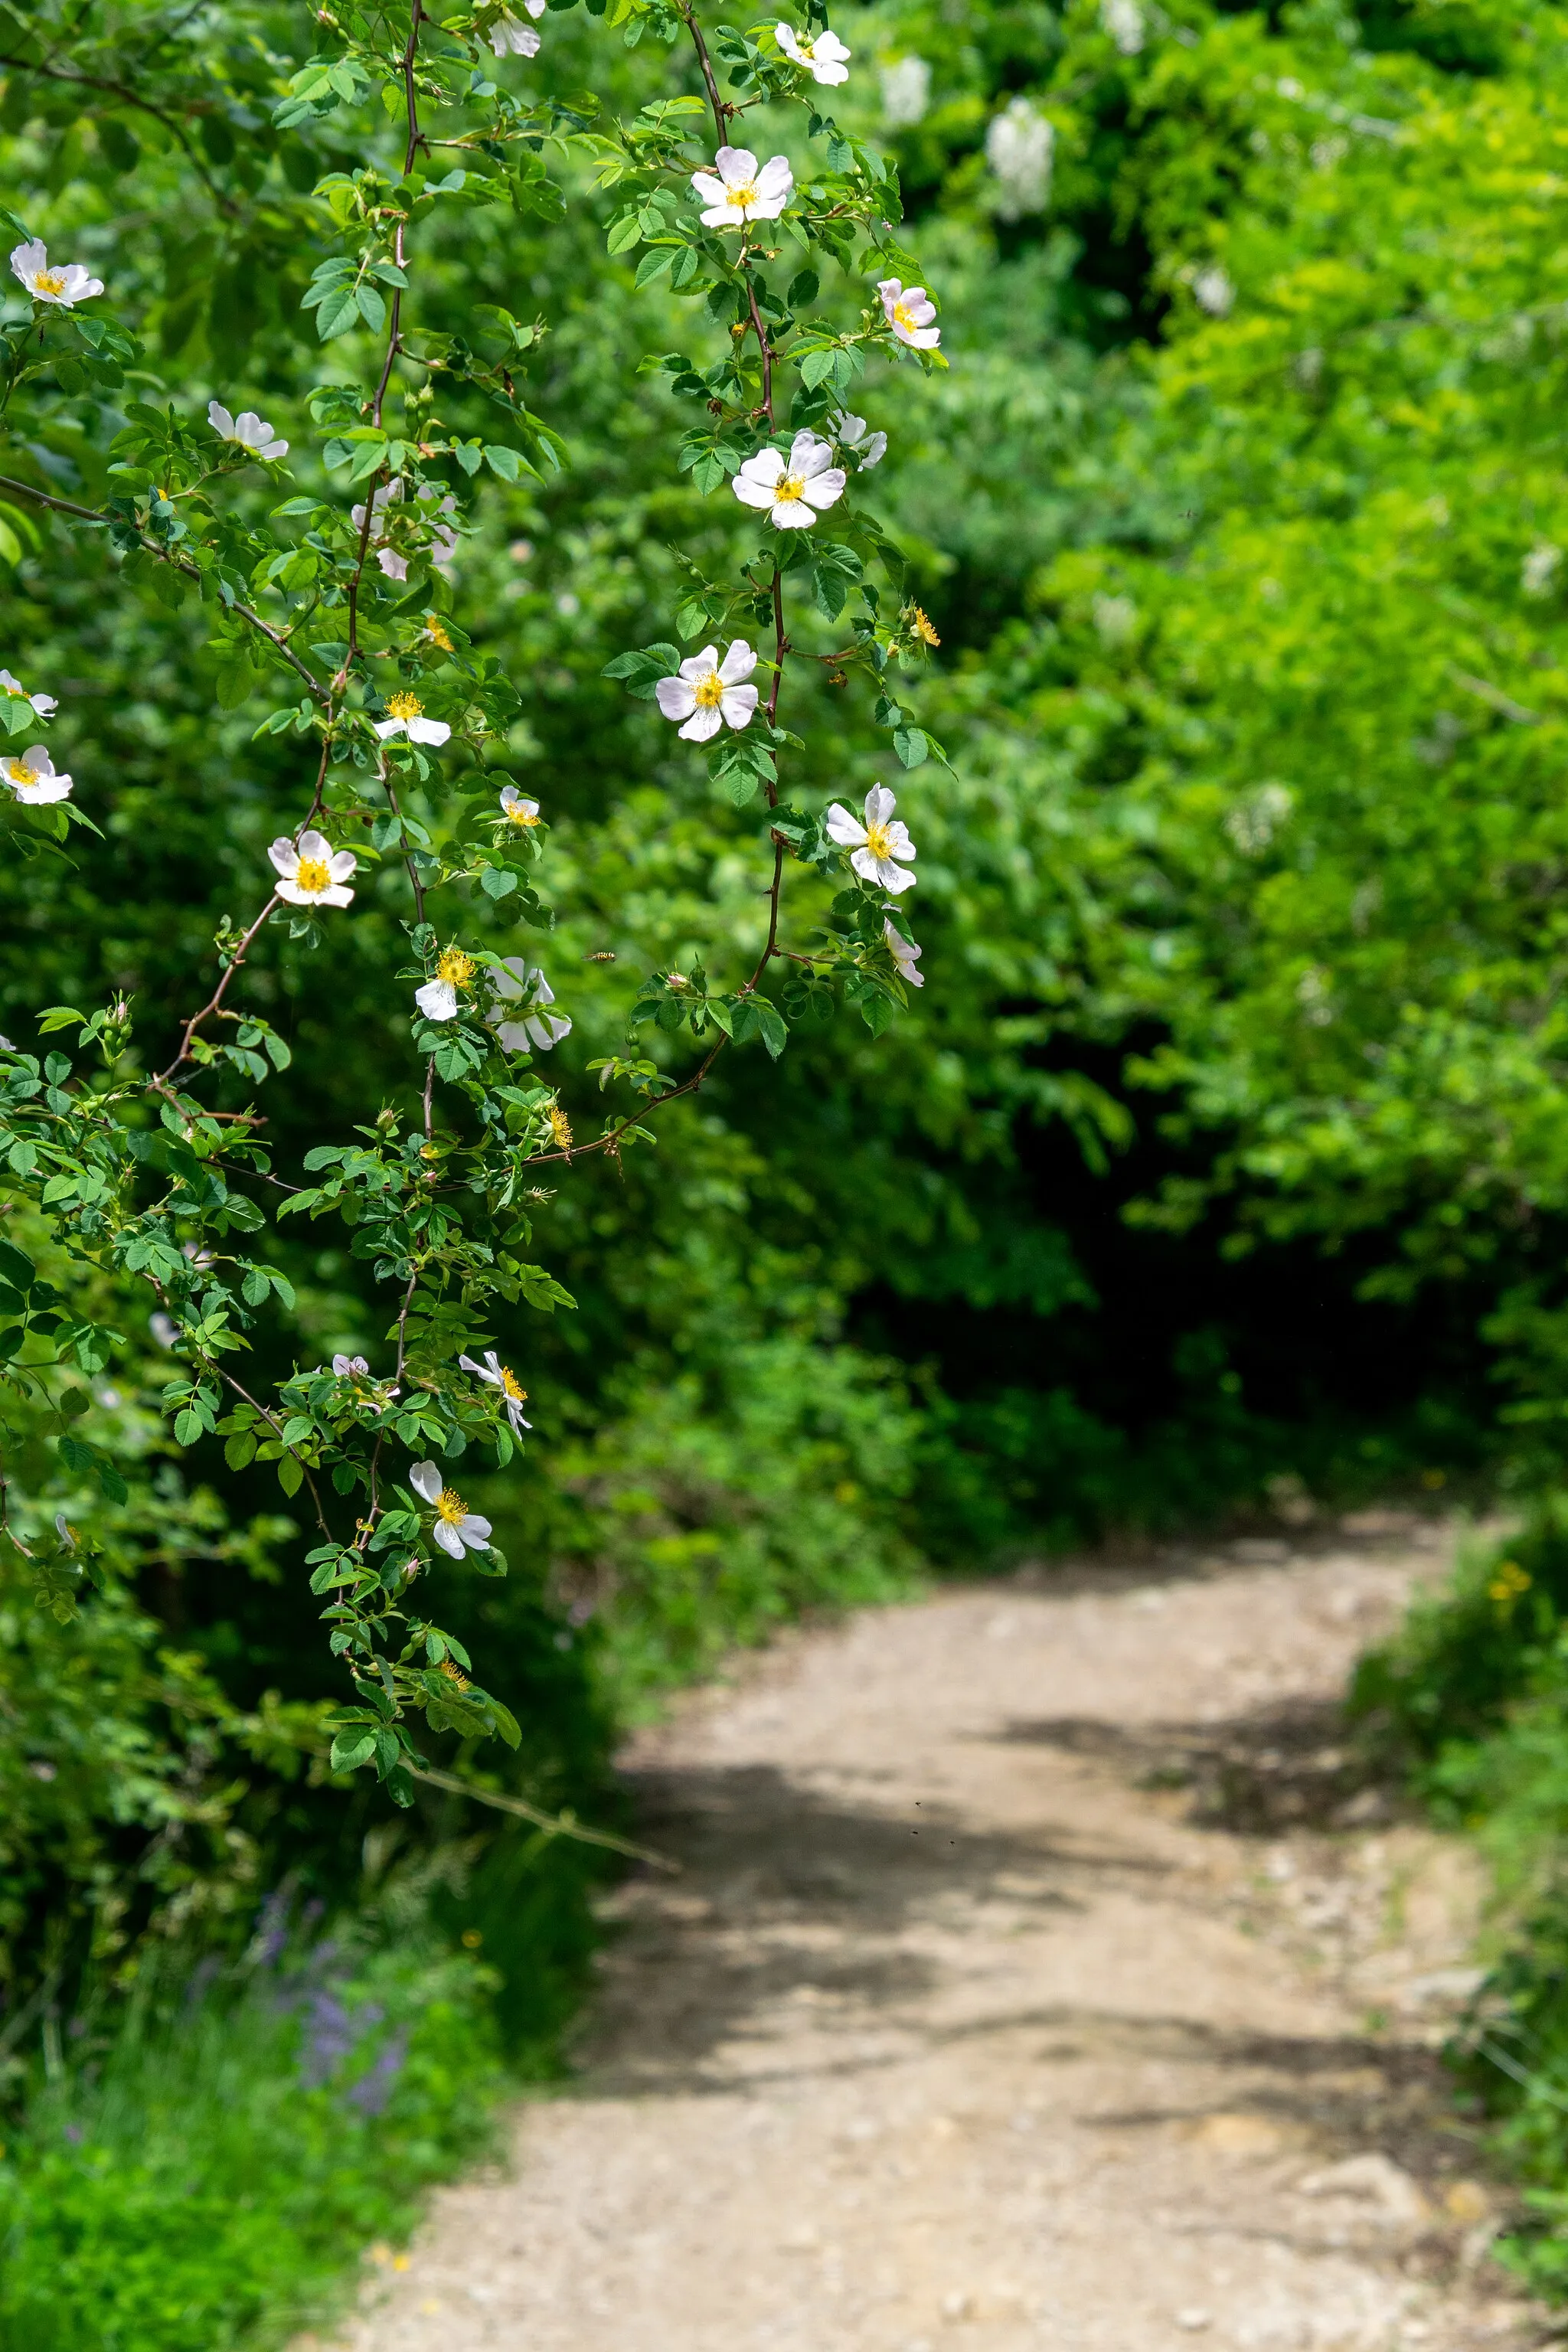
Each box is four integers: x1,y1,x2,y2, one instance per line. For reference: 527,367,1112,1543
0,671,56,718
691,146,794,229
487,959,571,1053
489,1,544,55
374,691,451,746
1101,0,1145,51
732,431,845,529
655,641,760,740
2,746,70,803
775,22,851,83
499,785,541,828
1193,266,1234,316
207,401,289,460
1523,542,1561,598
351,482,459,581
877,279,940,351
415,946,478,1024
410,1459,492,1558
269,827,357,908
10,239,102,307
825,784,917,893
459,1348,533,1435
880,55,930,126
985,99,1054,220
831,410,887,468
884,916,924,987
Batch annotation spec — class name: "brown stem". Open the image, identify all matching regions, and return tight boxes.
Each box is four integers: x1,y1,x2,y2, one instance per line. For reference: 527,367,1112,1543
155,893,279,1086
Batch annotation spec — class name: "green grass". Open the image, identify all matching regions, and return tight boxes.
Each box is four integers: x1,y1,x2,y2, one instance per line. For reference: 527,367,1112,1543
0,1933,503,2352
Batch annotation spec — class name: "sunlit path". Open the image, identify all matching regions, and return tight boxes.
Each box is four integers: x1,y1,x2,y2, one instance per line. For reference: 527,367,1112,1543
318,1524,1530,2352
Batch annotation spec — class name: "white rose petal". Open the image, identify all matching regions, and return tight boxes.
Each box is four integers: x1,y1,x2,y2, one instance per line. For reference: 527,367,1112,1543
268,825,357,909
10,239,103,309
831,410,887,469
884,916,924,986
825,782,917,894
409,1459,492,1557
776,21,851,83
0,669,57,718
655,639,760,742
489,8,542,53
459,1348,533,1435
690,146,794,230
487,958,572,1054
732,431,846,531
207,400,289,460
2,746,71,804
877,278,940,351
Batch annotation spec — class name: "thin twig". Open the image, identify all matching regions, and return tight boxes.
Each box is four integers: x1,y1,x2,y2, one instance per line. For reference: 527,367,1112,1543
408,1762,680,1871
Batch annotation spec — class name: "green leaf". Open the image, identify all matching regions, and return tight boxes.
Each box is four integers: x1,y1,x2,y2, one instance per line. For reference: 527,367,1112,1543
892,727,929,769
312,284,361,341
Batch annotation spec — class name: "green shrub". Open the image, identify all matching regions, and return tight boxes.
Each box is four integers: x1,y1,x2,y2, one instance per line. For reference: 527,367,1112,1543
0,1933,501,2352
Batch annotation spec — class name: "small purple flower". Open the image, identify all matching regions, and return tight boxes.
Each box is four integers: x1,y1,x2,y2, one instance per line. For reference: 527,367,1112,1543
346,2027,410,2116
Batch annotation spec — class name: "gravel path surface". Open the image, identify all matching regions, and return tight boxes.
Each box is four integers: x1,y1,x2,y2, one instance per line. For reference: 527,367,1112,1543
318,1521,1539,2352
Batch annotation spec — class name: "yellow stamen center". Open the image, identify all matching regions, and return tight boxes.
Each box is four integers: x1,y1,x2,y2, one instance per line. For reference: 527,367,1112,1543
6,759,33,787
730,181,758,209
693,671,724,708
439,1658,471,1690
33,270,66,296
548,1103,573,1150
775,475,806,504
424,619,453,651
2,681,23,699
436,946,475,990
912,605,940,647
386,691,423,721
295,855,331,894
505,799,540,826
436,1487,467,1524
864,818,893,861
499,1366,528,1403
893,299,916,333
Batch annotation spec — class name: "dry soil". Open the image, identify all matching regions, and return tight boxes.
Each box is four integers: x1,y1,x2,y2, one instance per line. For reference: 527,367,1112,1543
317,1517,1544,2352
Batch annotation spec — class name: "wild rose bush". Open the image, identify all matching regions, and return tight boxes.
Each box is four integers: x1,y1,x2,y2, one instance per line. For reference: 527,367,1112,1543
0,0,949,1803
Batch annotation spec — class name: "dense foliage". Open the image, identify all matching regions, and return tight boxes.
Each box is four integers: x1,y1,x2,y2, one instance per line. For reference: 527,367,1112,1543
9,0,1568,2328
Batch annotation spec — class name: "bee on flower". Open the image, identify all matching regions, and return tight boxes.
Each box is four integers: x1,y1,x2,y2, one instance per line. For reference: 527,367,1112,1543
269,828,357,908
825,785,917,893
775,21,851,82
655,642,759,741
416,946,478,1024
691,147,794,229
733,433,845,531
877,279,941,351
409,1461,492,1558
10,240,102,308
459,1348,533,1435
2,746,71,803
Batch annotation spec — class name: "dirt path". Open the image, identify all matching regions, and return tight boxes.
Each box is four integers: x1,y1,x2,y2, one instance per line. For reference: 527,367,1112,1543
325,1522,1538,2352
